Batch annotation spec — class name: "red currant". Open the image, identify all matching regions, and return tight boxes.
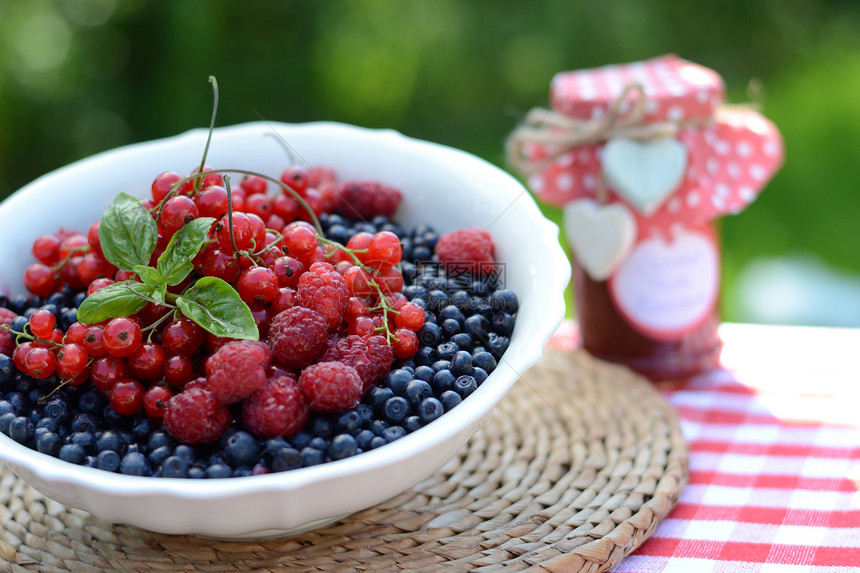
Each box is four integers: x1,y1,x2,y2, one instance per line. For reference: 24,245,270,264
24,263,58,298
162,317,204,356
374,265,404,295
163,355,195,386
24,346,57,379
343,265,373,296
194,185,229,219
56,343,89,379
271,193,301,221
83,325,107,357
270,256,304,289
269,287,296,315
87,221,103,255
280,166,310,197
64,322,88,345
240,174,268,195
28,309,56,339
346,232,373,264
200,246,239,283
59,233,89,260
395,302,426,332
159,195,199,239
32,235,61,265
128,343,167,381
367,231,402,267
152,171,183,202
391,328,419,358
348,316,375,337
110,379,146,416
102,317,142,358
143,385,174,419
237,267,279,305
282,222,318,264
90,355,129,393
244,193,272,220
216,212,255,252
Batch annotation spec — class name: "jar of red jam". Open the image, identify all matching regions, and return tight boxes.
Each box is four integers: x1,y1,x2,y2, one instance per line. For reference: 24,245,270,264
508,55,783,381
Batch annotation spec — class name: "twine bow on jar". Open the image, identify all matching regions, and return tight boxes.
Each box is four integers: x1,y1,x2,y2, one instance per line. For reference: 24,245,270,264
506,82,710,177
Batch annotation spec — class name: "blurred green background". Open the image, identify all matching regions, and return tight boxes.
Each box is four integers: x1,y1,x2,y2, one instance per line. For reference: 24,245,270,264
1,0,858,325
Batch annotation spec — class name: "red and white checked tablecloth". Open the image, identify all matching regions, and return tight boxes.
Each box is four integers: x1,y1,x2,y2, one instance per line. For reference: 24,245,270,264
552,322,860,572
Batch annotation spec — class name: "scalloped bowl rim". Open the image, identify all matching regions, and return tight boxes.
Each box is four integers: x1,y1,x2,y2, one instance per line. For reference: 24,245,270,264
0,121,570,537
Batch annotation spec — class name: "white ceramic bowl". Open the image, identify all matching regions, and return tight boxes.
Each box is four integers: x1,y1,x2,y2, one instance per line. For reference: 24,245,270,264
0,122,569,538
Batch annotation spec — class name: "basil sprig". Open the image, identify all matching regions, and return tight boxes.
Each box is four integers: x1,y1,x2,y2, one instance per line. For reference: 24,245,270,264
78,194,258,341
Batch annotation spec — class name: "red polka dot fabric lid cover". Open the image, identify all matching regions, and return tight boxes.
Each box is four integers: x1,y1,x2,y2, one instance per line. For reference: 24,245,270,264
528,55,784,238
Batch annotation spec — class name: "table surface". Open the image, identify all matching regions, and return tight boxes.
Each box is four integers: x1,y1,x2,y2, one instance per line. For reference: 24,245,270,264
552,322,860,573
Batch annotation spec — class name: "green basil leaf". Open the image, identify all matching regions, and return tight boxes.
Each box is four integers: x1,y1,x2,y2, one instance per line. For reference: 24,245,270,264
175,277,258,340
99,193,158,271
134,265,164,287
77,281,156,324
157,217,215,286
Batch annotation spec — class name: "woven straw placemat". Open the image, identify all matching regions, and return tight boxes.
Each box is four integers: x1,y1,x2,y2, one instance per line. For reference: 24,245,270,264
0,349,687,572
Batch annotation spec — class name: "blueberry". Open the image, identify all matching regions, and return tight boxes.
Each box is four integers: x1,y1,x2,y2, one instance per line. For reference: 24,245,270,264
470,280,490,296
205,463,232,479
6,392,26,414
131,417,155,443
72,291,87,308
59,307,78,331
403,285,428,301
403,415,423,433
0,400,14,417
188,466,207,479
59,443,87,465
173,444,197,462
369,419,389,437
411,246,432,261
427,361,447,375
414,346,438,366
337,410,364,435
431,370,456,393
472,351,497,373
369,436,387,449
382,396,410,425
439,305,465,325
417,398,444,424
264,437,290,456
417,323,442,347
1,411,18,435
299,447,325,467
96,450,122,472
383,369,412,395
449,351,473,377
472,296,494,318
36,431,61,457
440,318,461,338
329,434,358,460
355,403,374,426
449,332,473,352
382,426,406,443
464,314,490,340
412,365,434,382
43,398,69,421
404,379,432,408
427,290,450,312
0,354,16,392
71,413,100,434
162,456,190,478
355,429,376,450
492,312,515,337
454,375,478,398
368,386,394,413
485,333,510,358
10,315,29,336
489,289,519,314
436,342,458,361
309,415,335,438
147,430,174,452
309,436,329,451
439,390,462,411
148,445,173,467
289,431,313,450
224,432,259,467
450,290,471,310
473,367,488,385
232,466,253,478
70,430,97,452
9,416,33,444
77,389,105,415
97,431,125,453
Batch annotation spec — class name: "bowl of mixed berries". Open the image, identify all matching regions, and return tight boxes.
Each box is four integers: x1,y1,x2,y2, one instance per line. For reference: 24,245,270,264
0,119,568,538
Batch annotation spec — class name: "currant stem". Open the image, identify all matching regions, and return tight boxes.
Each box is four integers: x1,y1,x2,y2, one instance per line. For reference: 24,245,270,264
223,175,240,263
195,76,220,192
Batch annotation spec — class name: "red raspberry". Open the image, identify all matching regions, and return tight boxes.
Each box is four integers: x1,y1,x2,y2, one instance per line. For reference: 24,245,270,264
205,340,272,404
297,262,349,332
321,334,393,391
163,387,232,444
267,306,328,368
299,361,363,413
0,308,16,356
242,375,310,438
435,227,496,275
334,181,402,220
